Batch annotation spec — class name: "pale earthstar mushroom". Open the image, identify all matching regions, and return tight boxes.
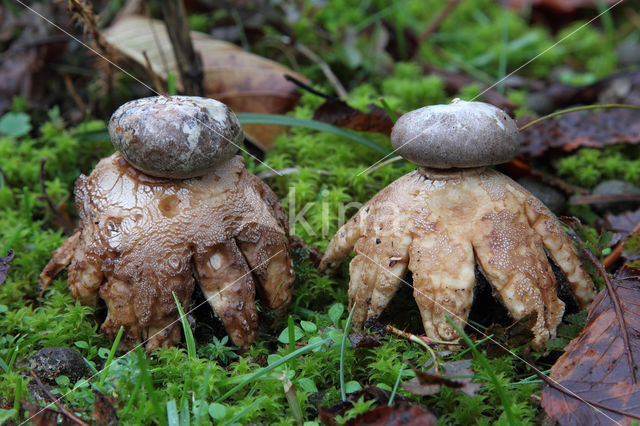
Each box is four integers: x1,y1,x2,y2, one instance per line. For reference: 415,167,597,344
40,96,294,351
319,99,596,349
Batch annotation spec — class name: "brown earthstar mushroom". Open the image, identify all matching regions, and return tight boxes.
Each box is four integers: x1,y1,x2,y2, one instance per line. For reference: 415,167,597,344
40,96,294,351
319,99,596,349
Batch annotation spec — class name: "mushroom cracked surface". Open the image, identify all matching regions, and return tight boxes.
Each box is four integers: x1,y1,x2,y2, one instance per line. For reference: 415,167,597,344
40,96,294,351
319,100,596,349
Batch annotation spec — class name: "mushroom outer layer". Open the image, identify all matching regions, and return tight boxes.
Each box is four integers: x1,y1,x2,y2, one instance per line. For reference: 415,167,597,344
40,153,294,351
390,100,520,168
319,167,596,349
109,96,242,179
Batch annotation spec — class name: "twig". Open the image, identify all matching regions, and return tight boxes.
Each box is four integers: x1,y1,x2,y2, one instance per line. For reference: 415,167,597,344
30,369,90,426
582,247,637,385
295,43,348,99
603,220,640,269
418,0,460,43
384,324,450,372
570,193,640,205
142,50,165,94
522,349,640,421
284,75,334,100
63,74,87,115
158,0,203,95
40,158,74,236
67,0,111,54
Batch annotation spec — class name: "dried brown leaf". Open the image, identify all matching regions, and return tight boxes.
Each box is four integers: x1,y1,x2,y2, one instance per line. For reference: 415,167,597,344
520,108,640,158
0,250,15,286
402,360,481,397
541,267,640,425
346,402,437,426
101,16,308,151
604,209,640,236
313,100,394,136
92,391,118,426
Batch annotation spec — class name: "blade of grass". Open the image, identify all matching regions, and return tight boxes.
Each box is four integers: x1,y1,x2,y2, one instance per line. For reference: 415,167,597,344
136,348,167,426
377,97,398,122
519,103,640,131
7,345,18,372
288,316,296,370
235,113,391,155
179,399,190,426
220,397,266,426
388,363,405,406
445,316,517,426
167,400,179,426
215,337,327,403
167,71,177,95
99,325,123,388
14,375,22,413
173,291,196,359
340,304,356,401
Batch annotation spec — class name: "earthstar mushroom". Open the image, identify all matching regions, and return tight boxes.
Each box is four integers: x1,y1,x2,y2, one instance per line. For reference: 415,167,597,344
320,100,596,349
40,96,294,351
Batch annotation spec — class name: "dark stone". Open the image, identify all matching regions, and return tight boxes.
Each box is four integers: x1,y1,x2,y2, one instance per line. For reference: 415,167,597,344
29,347,90,385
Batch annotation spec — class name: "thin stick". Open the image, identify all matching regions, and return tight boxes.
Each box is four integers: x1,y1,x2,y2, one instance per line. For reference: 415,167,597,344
142,51,165,94
158,0,203,95
384,324,447,372
295,43,348,99
29,370,89,426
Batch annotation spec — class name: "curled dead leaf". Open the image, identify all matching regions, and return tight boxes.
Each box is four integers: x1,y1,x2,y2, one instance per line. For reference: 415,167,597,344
401,359,481,398
541,266,640,425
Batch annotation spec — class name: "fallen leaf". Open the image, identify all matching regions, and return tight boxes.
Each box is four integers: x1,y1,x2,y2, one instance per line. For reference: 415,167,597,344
102,16,308,151
402,360,481,397
313,100,394,136
346,402,437,425
541,266,640,425
0,250,15,286
348,332,383,349
604,209,640,236
93,391,118,426
319,386,409,424
519,108,640,158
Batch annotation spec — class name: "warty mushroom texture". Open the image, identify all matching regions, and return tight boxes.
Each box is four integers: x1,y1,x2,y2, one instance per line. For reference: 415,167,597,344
40,95,295,351
320,99,596,349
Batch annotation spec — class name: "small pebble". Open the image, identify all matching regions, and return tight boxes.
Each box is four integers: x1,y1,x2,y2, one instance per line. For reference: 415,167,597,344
109,96,242,179
29,346,89,385
517,178,566,214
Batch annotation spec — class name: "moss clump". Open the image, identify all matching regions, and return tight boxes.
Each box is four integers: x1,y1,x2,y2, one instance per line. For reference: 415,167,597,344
555,146,640,188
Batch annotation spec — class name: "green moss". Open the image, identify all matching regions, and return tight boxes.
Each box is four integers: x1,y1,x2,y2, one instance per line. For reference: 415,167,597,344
555,146,640,188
